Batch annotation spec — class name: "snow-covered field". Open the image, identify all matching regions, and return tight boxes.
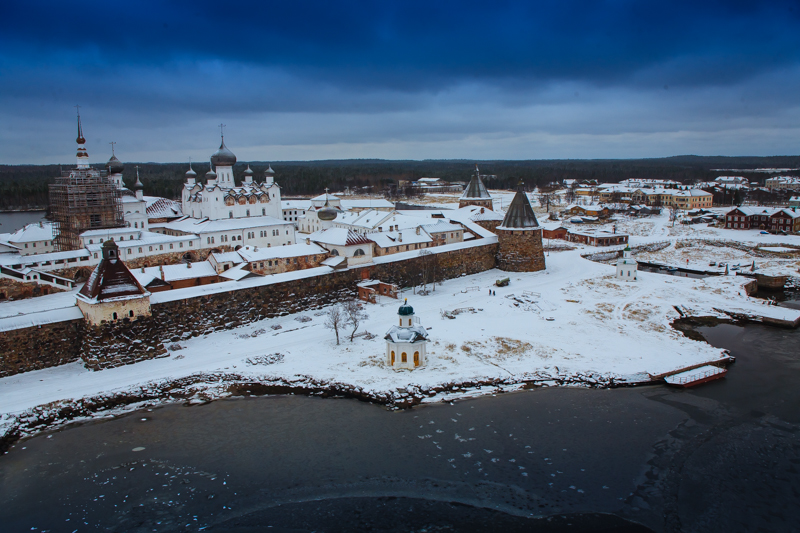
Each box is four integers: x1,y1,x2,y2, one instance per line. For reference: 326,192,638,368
1,192,799,441
4,243,798,442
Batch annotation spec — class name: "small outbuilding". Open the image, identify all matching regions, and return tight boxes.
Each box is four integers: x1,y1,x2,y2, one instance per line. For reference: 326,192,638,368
385,299,428,370
616,245,638,281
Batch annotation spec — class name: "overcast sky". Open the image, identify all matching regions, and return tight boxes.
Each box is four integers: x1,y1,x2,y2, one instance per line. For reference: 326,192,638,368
2,1,800,164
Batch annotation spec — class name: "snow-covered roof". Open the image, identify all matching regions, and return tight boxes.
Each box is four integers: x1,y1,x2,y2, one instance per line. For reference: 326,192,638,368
79,244,148,302
218,264,259,281
384,324,428,343
81,228,141,238
237,243,327,262
0,248,90,267
156,215,287,234
370,229,432,248
498,191,539,230
145,196,183,219
312,192,340,202
321,255,346,268
420,221,463,234
340,199,394,210
309,228,373,247
282,200,313,210
131,262,218,286
209,251,244,264
1,222,55,243
460,173,491,199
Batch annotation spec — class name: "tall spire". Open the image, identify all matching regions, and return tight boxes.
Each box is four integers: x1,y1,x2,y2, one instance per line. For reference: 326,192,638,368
75,105,89,169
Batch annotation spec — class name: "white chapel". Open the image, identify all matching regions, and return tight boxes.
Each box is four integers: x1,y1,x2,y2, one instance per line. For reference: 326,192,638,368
385,299,429,370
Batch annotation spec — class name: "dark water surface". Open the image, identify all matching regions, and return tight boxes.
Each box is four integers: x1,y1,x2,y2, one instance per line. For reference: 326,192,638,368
1,323,799,532
0,211,46,233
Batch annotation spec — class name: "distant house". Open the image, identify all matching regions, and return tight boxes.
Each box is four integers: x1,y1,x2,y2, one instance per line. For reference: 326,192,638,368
724,206,800,233
563,205,610,218
357,279,398,303
567,230,629,246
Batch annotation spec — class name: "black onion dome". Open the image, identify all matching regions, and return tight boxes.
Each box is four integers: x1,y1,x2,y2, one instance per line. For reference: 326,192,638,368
185,163,197,177
106,154,124,174
205,164,217,179
211,137,237,167
398,299,414,316
317,198,338,221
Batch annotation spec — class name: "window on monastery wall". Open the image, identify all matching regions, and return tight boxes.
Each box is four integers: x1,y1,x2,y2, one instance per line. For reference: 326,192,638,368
246,210,250,216
138,247,142,253
159,245,163,251
262,209,266,215
229,212,233,218
149,246,153,251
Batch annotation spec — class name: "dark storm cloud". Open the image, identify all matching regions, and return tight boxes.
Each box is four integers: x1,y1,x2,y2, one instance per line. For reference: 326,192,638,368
2,1,800,162
4,0,800,89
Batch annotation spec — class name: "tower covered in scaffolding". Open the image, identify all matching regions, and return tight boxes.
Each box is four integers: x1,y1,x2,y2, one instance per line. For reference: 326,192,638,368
49,110,124,251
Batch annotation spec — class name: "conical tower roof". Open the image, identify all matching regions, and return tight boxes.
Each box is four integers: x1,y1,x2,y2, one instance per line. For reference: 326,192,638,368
500,190,539,229
461,167,491,199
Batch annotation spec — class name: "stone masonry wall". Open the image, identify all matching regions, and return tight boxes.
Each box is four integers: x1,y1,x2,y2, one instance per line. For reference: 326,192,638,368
496,229,546,272
1,242,499,374
0,320,83,377
0,277,66,301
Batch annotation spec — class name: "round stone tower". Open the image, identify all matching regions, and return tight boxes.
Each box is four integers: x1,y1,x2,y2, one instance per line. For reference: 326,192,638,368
496,187,546,272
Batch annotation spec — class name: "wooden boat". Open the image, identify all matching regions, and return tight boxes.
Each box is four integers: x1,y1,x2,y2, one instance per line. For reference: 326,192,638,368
664,365,727,388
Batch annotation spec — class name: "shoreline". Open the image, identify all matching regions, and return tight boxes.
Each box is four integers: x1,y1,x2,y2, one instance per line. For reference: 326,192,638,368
0,315,738,455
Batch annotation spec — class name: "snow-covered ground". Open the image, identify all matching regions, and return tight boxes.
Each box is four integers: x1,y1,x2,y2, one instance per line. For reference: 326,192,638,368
1,192,799,440
4,245,797,440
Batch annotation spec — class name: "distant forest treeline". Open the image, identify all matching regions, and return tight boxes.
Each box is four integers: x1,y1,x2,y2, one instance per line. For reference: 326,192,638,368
1,156,798,211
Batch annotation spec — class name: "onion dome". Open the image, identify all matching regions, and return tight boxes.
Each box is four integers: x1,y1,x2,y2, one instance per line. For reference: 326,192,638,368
265,164,275,175
211,137,237,167
185,162,197,177
317,198,338,221
398,298,414,316
106,154,124,174
133,168,144,190
244,164,254,176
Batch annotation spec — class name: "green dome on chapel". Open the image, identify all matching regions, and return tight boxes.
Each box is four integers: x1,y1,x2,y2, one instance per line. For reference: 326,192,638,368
398,299,414,316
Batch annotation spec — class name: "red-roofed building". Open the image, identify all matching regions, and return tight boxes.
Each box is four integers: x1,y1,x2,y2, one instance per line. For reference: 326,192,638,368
76,240,151,325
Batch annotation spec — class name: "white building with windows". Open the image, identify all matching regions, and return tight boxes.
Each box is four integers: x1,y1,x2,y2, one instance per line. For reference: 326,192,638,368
385,299,428,370
616,246,638,281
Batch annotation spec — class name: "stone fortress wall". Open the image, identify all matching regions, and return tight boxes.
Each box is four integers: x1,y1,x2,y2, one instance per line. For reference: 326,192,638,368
0,243,498,377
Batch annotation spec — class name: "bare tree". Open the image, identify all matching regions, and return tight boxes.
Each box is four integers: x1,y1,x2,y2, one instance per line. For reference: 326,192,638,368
419,249,432,293
342,299,369,342
324,304,345,345
539,193,553,212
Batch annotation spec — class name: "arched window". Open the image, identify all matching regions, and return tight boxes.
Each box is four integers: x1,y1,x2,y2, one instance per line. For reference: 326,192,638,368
246,209,250,216
129,310,134,317
414,352,420,367
401,352,407,363
229,212,233,218
112,312,118,320
353,248,365,256
391,351,395,365
262,208,266,215
330,249,339,256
